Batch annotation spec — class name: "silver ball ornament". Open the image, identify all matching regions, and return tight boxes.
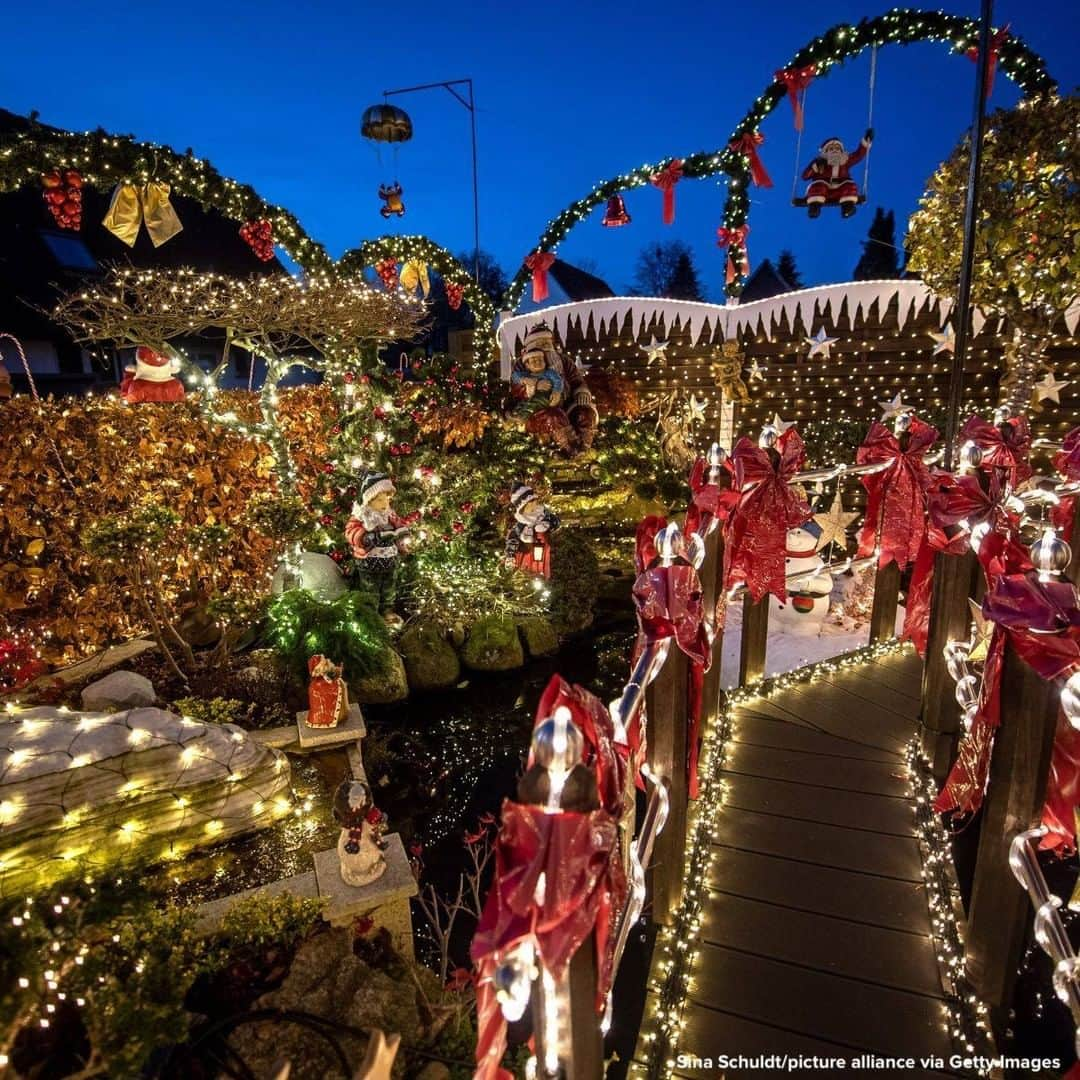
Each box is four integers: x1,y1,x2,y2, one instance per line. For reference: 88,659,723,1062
1062,671,1080,732
532,708,584,772
958,440,984,472
1029,528,1071,582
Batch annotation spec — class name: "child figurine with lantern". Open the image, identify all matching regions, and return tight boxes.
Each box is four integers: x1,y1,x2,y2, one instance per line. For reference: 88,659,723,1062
345,472,411,628
307,654,349,728
333,779,388,887
504,483,559,578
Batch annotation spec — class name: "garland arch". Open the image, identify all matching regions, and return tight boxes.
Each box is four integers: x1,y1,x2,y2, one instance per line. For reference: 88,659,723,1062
339,235,498,366
503,8,1056,310
0,117,331,271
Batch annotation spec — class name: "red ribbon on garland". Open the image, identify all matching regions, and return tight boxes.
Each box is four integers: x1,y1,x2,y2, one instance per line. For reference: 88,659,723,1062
774,65,816,130
729,132,773,189
649,159,684,225
966,25,1010,96
445,281,465,310
959,412,1032,485
716,225,750,285
856,418,938,571
524,251,556,303
724,429,810,603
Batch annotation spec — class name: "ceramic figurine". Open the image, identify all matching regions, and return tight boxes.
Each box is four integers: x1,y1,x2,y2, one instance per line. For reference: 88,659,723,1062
771,521,834,635
504,483,559,578
333,779,388,887
307,654,349,728
345,472,411,627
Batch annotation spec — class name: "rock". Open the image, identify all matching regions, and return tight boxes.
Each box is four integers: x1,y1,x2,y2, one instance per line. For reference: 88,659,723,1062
461,616,525,672
417,1063,451,1080
229,927,429,1080
398,622,460,691
81,670,156,711
350,651,409,704
0,706,291,895
271,551,349,602
517,616,559,658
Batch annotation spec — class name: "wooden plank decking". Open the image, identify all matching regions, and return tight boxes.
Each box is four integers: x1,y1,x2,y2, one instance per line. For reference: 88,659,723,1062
652,649,967,1079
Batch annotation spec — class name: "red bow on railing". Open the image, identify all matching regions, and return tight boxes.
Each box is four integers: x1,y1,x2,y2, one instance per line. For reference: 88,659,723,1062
716,224,750,285
774,64,816,130
856,418,938,571
1051,427,1080,541
650,159,684,225
685,456,738,541
723,429,810,603
729,132,773,189
524,251,556,303
959,413,1032,485
966,24,1009,96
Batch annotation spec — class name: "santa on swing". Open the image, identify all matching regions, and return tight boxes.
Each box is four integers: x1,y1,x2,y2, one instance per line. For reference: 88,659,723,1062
801,127,873,218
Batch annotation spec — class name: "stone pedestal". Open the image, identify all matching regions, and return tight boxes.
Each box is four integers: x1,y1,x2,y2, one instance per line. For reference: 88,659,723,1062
296,703,366,750
313,833,417,957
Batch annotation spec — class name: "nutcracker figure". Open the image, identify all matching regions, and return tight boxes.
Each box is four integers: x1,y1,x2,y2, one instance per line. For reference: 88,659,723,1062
801,129,873,218
345,472,411,627
306,654,349,728
333,779,388,887
504,484,560,578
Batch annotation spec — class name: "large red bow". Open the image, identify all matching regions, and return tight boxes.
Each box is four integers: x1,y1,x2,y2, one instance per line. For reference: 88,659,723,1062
959,413,1032,485
650,159,684,225
524,251,556,303
966,25,1009,96
723,430,811,603
774,65,816,130
729,132,773,189
685,456,738,540
856,418,938,570
1051,427,1080,541
716,225,750,285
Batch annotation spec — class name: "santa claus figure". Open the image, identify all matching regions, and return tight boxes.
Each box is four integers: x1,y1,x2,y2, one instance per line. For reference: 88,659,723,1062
505,483,559,578
120,346,185,403
771,520,834,635
344,472,411,627
306,654,349,728
801,129,873,218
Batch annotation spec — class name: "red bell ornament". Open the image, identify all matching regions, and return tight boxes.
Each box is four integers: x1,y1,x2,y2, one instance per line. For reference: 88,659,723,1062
601,194,631,227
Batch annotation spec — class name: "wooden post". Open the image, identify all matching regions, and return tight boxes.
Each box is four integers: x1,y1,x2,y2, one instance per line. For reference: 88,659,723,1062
739,592,769,687
920,549,979,780
646,644,689,926
697,527,725,726
966,640,1060,1018
532,931,602,1080
868,560,901,643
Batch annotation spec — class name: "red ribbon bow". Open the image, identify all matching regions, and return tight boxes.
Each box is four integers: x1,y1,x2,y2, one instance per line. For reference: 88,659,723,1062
966,25,1009,96
959,412,1032,485
729,132,773,189
716,224,750,285
524,251,556,302
774,65,816,130
856,418,938,571
685,456,738,540
649,159,684,225
723,430,811,603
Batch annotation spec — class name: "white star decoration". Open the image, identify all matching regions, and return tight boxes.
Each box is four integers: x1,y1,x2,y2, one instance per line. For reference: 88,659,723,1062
930,323,955,356
1035,371,1069,404
878,392,909,422
813,492,859,552
639,336,670,365
687,394,707,422
574,356,592,375
805,327,838,359
747,359,765,382
967,598,993,664
771,412,795,436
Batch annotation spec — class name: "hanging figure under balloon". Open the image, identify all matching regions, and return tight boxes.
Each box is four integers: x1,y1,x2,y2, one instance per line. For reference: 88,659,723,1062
379,181,406,218
800,129,873,218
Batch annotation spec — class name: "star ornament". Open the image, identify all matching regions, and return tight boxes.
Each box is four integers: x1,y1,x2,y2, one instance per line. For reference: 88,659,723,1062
813,492,859,552
687,394,707,422
639,336,670,365
1035,371,1069,404
878,392,909,422
930,323,955,356
747,359,765,382
805,327,838,359
967,597,993,663
771,412,795,436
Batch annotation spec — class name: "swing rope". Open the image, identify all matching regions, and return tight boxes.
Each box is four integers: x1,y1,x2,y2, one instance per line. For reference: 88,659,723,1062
862,45,878,201
789,84,808,203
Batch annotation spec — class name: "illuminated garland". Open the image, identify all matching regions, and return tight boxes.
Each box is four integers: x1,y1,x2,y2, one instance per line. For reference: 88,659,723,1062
503,8,1055,308
0,117,330,271
636,638,913,1079
339,235,498,368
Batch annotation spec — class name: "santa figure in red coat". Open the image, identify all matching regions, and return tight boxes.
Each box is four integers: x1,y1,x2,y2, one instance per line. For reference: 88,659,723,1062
801,128,873,218
120,346,185,403
344,472,411,627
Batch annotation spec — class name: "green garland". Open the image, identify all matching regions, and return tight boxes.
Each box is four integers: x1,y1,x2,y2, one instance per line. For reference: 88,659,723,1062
0,117,330,271
503,7,1056,309
339,235,498,367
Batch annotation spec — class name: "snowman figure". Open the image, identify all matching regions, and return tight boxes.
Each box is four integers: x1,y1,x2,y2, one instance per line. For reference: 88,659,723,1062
333,779,387,887
770,520,833,635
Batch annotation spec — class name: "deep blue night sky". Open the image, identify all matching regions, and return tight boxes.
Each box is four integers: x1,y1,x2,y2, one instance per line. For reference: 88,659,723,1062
0,1,1075,300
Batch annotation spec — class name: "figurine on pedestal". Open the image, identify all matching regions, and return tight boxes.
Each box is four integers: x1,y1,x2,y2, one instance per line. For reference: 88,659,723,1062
345,472,411,628
333,779,388,887
504,484,559,578
771,521,834,635
307,654,349,728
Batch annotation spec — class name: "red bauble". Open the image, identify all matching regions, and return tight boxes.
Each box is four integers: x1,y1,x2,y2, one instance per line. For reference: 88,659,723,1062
240,219,275,261
42,168,83,230
445,281,465,310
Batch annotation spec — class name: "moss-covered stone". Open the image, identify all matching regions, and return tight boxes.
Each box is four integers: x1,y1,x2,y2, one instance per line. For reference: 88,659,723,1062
549,530,601,635
398,621,461,691
517,616,559,658
461,615,524,672
349,650,409,704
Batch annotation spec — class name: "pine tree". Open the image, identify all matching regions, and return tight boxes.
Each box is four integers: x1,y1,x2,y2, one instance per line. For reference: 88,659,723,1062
630,240,704,298
776,250,803,289
666,252,704,300
853,208,900,280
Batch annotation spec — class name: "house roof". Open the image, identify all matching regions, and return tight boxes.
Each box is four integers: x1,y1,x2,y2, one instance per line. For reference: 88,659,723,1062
548,259,614,302
739,258,794,304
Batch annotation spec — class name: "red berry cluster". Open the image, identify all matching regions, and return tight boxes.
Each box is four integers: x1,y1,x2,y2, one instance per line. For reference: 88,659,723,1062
41,169,83,230
445,281,465,310
239,219,275,261
387,442,413,457
375,258,399,289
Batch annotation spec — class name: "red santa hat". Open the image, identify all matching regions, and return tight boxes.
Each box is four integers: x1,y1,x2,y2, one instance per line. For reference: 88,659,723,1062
819,137,845,154
128,345,177,383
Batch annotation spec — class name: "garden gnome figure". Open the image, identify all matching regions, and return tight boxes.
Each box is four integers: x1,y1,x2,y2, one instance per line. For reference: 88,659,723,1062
333,779,388,887
802,129,873,218
306,654,349,728
504,483,559,578
345,472,411,628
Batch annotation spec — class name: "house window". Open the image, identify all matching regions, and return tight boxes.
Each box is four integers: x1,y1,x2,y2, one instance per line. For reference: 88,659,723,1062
39,231,98,272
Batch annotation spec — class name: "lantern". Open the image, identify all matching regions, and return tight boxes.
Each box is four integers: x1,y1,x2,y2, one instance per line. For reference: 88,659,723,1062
361,103,413,143
601,194,631,227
